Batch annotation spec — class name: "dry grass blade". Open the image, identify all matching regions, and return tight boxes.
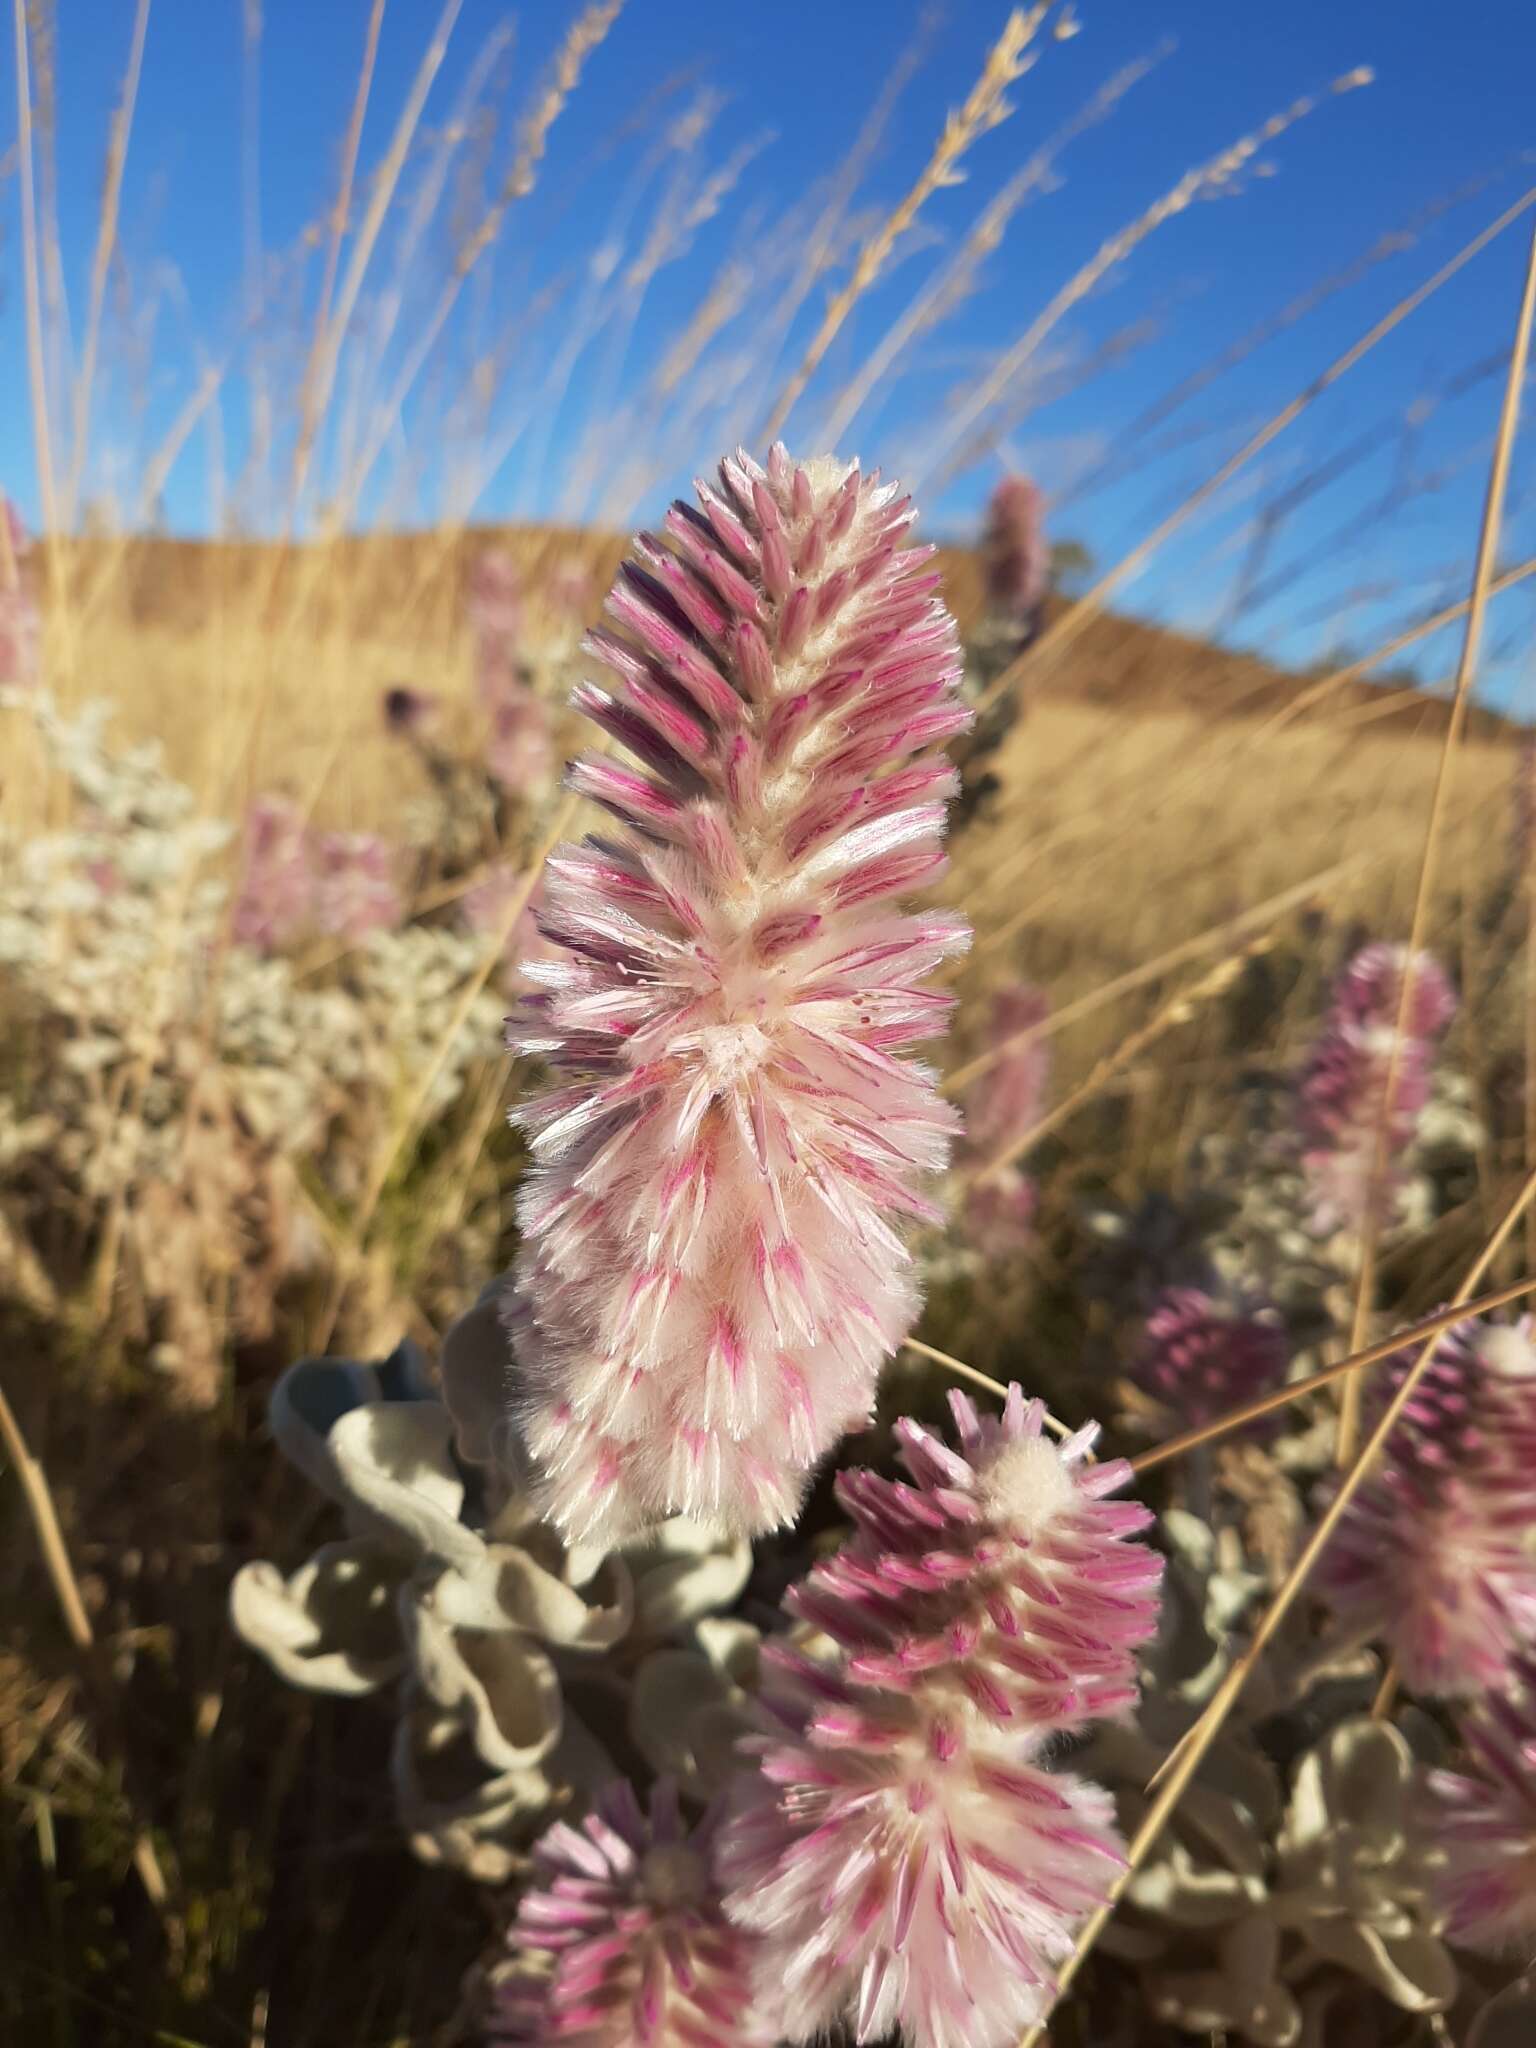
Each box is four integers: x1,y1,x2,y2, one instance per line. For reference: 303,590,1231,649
901,1337,1076,1444
759,5,1049,444
950,856,1364,1088
341,0,622,524
931,66,1375,487
65,0,150,525
817,43,1169,451
1337,212,1536,1466
288,0,464,521
1017,1164,1536,2046
11,0,67,626
976,182,1536,722
0,1378,170,1913
292,0,387,495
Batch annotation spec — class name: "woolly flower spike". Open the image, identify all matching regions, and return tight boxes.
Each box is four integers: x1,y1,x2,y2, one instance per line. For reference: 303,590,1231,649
1318,1316,1536,1696
724,1387,1161,2048
1130,1285,1287,1435
1424,1653,1536,1953
492,1778,773,2047
1296,942,1456,1232
980,475,1048,623
507,447,971,1543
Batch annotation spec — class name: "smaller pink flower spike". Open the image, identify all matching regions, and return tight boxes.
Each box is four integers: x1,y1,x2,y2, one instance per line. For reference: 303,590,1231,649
312,831,402,942
981,475,1049,623
723,1384,1162,2048
1319,1316,1536,1697
1296,941,1455,1235
1131,1286,1288,1436
231,794,316,953
1423,1652,1536,1954
493,1779,775,2048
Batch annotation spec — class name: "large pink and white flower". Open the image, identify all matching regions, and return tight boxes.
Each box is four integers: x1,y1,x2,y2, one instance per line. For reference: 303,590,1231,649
1318,1316,1536,1696
506,447,971,1543
723,1387,1161,2048
493,1779,772,2047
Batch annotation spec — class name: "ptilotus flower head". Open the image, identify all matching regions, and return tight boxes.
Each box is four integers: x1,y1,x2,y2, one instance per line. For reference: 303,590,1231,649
313,831,402,942
1296,943,1455,1233
507,447,971,1544
1130,1285,1288,1435
980,475,1048,622
723,1387,1161,2048
805,1386,1162,1732
231,794,316,952
0,496,41,690
1318,1316,1536,1696
492,1778,774,2047
1423,1653,1536,1953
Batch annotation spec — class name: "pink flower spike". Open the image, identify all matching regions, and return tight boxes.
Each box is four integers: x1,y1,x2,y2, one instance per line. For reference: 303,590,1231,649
506,449,972,1543
1318,1315,1536,1696
494,1779,775,2047
724,1386,1161,2048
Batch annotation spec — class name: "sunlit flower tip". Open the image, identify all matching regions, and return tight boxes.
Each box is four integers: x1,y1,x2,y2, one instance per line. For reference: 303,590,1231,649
1131,1285,1288,1434
381,683,439,738
799,1386,1162,1733
1319,1316,1536,1697
724,1701,1126,2048
312,831,403,942
231,793,317,952
492,1778,774,2048
1334,941,1457,1041
981,474,1049,621
963,982,1049,1154
1423,1653,1536,1953
506,446,972,1542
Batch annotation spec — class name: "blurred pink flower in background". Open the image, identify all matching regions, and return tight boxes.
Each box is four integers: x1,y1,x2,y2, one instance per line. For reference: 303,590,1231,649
1318,1316,1536,1697
313,831,403,942
1297,942,1457,1233
470,549,526,709
981,474,1049,624
232,795,317,952
964,982,1050,1155
1131,1285,1288,1435
487,684,556,794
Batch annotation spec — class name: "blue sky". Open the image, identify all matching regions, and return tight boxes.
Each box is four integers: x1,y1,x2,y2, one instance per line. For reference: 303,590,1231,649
4,0,1535,699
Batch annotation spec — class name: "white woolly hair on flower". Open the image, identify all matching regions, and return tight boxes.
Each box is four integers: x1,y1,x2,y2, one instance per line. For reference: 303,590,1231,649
505,446,971,1545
